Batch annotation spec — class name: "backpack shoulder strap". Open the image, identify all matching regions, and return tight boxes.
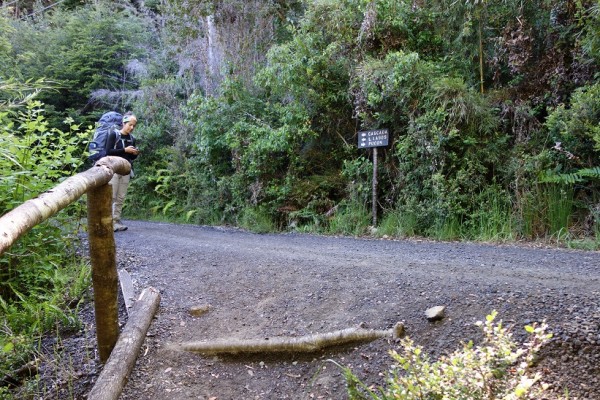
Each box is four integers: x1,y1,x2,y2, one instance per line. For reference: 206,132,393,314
104,128,121,151
114,130,121,147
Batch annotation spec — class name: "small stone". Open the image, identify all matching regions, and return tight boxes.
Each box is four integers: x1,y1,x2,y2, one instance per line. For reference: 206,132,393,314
425,306,446,321
189,304,211,317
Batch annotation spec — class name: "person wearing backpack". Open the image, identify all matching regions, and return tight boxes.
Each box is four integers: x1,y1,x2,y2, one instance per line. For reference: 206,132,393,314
107,112,139,232
88,111,123,163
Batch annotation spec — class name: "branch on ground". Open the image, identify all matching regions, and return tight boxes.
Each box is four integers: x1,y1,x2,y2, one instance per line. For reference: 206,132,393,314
169,322,405,356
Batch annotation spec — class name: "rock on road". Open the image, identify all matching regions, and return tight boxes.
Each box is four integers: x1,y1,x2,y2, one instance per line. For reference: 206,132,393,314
114,220,600,400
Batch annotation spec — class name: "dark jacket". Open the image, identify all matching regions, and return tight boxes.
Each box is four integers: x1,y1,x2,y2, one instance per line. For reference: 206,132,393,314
106,130,138,164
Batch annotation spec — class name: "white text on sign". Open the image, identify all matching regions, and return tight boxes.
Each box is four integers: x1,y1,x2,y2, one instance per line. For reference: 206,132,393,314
358,129,389,149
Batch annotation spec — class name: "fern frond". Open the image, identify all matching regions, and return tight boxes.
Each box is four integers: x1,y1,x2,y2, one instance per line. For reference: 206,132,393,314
539,167,600,184
577,167,600,179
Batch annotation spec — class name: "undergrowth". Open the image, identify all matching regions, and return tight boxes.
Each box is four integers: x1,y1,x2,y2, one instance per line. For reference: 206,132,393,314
337,311,559,400
0,101,92,399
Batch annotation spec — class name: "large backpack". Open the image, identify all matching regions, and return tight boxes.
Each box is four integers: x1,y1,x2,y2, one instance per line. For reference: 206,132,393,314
88,111,123,163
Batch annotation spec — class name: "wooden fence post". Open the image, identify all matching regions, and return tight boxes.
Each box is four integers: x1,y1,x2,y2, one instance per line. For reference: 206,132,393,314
87,287,161,400
0,156,132,363
87,183,119,363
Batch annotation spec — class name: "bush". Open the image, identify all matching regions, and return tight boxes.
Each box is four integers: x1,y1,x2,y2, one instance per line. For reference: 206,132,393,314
339,311,556,400
0,101,91,382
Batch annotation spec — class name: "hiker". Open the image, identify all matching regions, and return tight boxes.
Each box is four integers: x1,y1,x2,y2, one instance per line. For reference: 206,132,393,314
107,112,139,232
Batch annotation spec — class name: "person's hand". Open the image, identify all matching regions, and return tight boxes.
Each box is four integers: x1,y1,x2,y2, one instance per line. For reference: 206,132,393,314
125,146,139,155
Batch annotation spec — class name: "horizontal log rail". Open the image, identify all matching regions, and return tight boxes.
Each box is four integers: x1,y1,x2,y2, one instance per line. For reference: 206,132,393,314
0,156,133,361
1,156,162,400
0,157,130,255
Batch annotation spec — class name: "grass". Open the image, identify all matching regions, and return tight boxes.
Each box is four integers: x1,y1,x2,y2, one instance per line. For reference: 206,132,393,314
327,201,371,236
376,210,418,238
545,184,574,236
238,206,275,233
368,184,596,248
431,216,462,241
0,254,91,400
469,187,515,242
3,315,98,400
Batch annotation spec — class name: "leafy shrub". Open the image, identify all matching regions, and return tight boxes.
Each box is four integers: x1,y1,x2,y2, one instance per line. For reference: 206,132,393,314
546,82,600,166
178,77,321,224
339,311,556,400
0,101,91,378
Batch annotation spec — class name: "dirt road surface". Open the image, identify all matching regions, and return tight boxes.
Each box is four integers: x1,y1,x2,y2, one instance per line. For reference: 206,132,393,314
104,221,599,399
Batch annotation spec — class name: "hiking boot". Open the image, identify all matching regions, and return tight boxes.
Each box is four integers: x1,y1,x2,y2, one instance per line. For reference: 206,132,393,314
113,222,128,232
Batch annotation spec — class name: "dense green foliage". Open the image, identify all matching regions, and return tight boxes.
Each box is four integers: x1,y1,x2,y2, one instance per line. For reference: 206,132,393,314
0,0,599,397
125,0,599,245
4,0,597,240
2,0,598,242
0,98,91,393
1,2,152,126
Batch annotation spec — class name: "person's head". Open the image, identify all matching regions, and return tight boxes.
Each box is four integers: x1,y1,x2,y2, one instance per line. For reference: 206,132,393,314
121,113,137,135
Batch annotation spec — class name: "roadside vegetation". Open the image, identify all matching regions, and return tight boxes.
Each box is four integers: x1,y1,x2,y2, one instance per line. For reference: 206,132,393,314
0,83,91,397
0,0,599,398
339,311,558,400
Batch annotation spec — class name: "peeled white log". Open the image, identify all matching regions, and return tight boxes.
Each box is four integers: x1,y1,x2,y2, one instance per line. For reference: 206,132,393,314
170,322,405,356
0,156,130,255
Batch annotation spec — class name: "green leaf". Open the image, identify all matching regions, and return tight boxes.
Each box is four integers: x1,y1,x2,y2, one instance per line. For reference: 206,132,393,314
2,342,14,353
185,209,198,222
162,199,176,215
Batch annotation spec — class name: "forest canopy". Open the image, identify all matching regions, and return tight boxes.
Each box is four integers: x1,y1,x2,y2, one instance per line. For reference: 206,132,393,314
1,0,599,242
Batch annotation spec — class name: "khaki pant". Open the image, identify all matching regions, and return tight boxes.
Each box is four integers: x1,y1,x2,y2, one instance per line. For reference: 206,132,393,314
109,173,130,223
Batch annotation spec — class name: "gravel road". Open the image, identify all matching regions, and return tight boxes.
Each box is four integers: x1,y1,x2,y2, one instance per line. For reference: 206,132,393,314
102,221,600,399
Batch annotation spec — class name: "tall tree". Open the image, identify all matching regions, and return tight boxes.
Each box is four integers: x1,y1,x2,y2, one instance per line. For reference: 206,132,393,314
2,1,153,124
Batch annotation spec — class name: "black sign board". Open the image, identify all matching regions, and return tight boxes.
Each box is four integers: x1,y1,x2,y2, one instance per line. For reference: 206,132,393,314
358,129,389,149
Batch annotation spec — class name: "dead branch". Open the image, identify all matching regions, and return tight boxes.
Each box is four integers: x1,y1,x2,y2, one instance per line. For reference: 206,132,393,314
170,322,404,356
0,360,39,388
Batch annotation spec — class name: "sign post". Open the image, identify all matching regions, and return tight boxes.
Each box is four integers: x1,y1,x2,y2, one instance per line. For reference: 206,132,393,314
372,147,378,226
358,129,389,226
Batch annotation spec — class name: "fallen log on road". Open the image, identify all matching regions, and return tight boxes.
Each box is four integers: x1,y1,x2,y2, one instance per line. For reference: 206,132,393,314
169,322,405,356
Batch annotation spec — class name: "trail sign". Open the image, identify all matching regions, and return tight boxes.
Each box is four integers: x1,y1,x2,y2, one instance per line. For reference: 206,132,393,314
357,128,389,226
358,129,389,149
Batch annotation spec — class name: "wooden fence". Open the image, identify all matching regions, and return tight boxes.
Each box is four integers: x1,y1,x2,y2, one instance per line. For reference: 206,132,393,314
0,156,160,399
